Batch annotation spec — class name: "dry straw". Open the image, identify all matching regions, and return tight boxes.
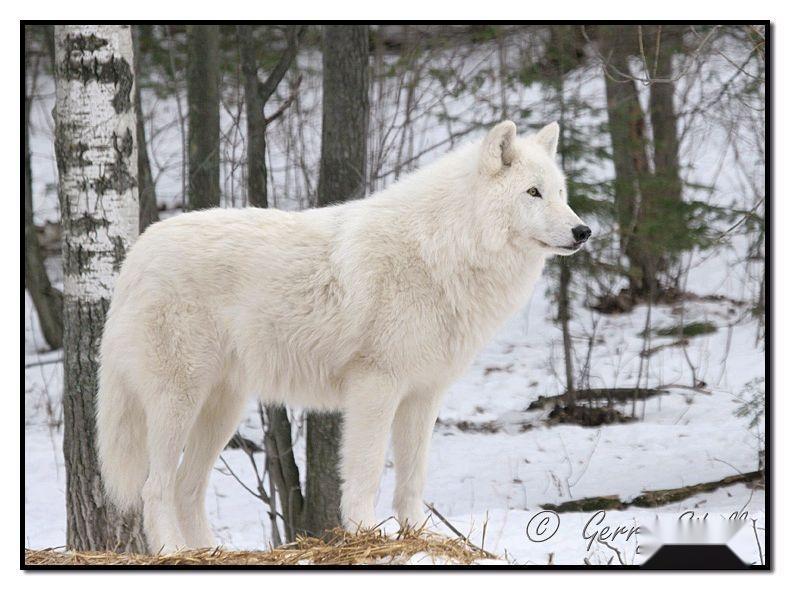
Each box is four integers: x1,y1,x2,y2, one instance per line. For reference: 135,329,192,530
25,527,498,566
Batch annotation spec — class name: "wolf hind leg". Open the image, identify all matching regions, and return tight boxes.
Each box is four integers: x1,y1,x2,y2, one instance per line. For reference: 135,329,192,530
141,387,205,553
175,382,249,548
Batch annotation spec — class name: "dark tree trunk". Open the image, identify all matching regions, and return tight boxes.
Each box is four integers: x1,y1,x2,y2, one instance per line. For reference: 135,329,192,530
552,29,576,408
304,24,369,537
238,26,268,208
303,413,344,535
263,406,303,541
559,261,575,405
557,89,574,407
54,24,146,552
238,25,303,209
647,27,682,204
62,296,146,552
25,47,63,350
644,26,686,287
316,26,370,206
133,25,159,231
599,26,655,294
186,24,220,210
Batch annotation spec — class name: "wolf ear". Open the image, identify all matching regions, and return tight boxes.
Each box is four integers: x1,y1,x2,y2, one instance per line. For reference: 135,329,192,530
480,120,517,176
534,122,560,157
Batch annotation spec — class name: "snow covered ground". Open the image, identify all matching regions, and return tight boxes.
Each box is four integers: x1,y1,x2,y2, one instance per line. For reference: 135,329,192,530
24,255,766,565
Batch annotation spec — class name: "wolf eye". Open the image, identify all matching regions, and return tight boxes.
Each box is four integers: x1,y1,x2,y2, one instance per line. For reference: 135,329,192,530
527,187,542,198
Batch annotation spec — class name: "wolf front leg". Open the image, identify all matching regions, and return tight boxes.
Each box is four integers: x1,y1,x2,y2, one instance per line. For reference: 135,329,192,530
339,370,402,530
391,391,444,528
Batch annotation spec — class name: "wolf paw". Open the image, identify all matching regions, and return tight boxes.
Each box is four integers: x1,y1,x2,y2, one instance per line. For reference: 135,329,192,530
396,503,430,530
342,504,379,532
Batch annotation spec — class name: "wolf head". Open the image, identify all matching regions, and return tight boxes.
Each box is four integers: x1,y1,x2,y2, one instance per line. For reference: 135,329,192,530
475,120,591,256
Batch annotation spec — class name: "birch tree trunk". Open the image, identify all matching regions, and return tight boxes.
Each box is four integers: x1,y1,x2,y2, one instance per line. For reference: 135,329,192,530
54,24,146,552
186,24,220,210
304,24,369,537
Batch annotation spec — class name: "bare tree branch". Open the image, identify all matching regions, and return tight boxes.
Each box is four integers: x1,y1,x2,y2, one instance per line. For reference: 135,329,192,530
258,25,306,104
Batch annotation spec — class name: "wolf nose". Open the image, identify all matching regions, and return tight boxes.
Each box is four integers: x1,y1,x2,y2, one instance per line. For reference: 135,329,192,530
572,225,592,243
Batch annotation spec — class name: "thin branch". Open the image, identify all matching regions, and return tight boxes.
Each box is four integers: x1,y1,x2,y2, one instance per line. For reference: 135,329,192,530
752,518,764,566
217,454,290,526
582,25,720,85
598,538,627,566
264,75,303,126
218,455,266,502
258,25,306,104
25,356,63,369
424,502,489,555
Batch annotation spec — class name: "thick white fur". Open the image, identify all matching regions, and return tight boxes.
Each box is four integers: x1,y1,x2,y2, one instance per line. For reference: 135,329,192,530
97,121,586,552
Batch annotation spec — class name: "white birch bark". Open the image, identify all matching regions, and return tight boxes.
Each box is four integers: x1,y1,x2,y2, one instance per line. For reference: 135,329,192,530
54,24,145,552
55,24,139,301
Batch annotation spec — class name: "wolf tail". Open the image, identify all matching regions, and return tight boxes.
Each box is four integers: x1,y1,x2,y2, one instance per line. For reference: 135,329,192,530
96,366,149,511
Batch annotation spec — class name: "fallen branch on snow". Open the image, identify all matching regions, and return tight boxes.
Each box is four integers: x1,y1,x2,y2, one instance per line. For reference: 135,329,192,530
541,470,764,513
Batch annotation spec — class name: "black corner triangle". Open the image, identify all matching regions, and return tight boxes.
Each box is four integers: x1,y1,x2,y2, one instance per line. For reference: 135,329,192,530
643,544,747,570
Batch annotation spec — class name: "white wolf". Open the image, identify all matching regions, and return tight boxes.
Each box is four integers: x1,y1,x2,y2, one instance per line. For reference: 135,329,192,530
97,121,590,552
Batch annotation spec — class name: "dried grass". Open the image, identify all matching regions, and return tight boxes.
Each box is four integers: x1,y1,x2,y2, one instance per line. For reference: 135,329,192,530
25,527,497,566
